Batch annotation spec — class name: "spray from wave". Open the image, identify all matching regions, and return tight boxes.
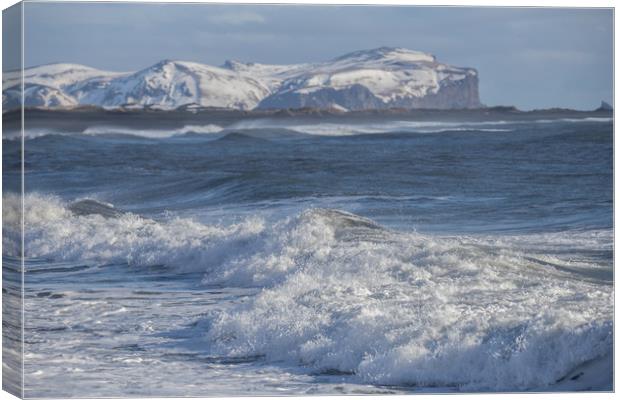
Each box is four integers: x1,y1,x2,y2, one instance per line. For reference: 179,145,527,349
2,124,225,140
199,208,612,390
3,193,262,268
4,117,611,141
228,117,611,137
82,124,224,138
3,193,613,390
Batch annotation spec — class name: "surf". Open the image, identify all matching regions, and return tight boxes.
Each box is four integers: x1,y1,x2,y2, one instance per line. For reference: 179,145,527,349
4,193,613,391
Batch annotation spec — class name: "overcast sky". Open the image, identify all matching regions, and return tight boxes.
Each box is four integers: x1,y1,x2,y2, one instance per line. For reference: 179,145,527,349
11,3,615,110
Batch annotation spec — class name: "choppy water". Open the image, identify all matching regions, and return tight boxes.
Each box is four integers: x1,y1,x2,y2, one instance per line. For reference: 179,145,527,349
2,115,614,397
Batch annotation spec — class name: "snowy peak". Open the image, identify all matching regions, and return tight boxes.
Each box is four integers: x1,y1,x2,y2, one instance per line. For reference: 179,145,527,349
258,47,480,110
331,47,437,65
3,48,482,111
222,59,315,93
222,59,305,77
3,63,126,90
221,59,251,71
69,59,270,110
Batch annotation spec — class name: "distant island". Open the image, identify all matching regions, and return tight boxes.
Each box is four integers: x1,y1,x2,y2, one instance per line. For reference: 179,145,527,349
2,104,611,138
3,47,483,112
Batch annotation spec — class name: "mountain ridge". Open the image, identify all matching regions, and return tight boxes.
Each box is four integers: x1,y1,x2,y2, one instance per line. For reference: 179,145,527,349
2,47,483,111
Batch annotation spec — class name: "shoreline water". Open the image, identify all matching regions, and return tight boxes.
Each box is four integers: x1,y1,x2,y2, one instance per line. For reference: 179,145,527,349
2,113,613,396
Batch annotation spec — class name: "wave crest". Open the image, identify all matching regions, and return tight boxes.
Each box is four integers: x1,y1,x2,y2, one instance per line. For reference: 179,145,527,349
82,124,224,138
4,193,263,270
4,193,613,390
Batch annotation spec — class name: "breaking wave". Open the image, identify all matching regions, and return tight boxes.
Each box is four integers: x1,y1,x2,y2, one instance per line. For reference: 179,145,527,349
3,128,60,140
3,193,613,390
228,117,612,136
82,124,224,138
3,124,225,140
4,117,611,141
3,193,263,270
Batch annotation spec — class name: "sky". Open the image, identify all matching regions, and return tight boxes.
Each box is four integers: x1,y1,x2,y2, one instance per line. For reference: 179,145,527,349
7,2,615,110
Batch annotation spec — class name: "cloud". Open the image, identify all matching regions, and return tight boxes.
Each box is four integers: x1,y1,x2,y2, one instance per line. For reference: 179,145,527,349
206,12,265,26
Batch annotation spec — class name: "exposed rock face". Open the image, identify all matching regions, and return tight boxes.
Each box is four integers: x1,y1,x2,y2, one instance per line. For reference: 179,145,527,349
3,47,483,111
389,72,481,109
259,71,481,110
257,47,482,110
258,84,385,110
596,101,613,111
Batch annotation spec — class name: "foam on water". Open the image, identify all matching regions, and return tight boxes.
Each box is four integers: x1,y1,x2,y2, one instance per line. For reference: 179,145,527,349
4,117,611,141
228,119,510,136
201,209,612,390
82,124,224,138
5,193,613,390
2,124,225,140
3,193,263,268
228,117,611,137
3,128,60,140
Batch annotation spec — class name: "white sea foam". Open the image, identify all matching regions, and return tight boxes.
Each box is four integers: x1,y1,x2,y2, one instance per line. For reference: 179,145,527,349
202,210,612,390
3,193,263,268
82,124,224,138
557,117,612,123
4,193,613,390
228,119,508,136
3,128,63,140
4,124,225,140
229,117,611,137
6,117,610,141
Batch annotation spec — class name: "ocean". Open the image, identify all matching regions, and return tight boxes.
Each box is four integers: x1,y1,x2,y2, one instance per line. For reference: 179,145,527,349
2,113,614,396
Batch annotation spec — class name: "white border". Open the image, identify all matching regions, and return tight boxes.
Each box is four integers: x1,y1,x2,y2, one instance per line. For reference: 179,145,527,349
8,0,617,6
0,1,616,400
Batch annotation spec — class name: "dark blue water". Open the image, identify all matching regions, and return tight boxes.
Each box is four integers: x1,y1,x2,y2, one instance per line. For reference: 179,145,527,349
6,117,613,233
2,116,614,397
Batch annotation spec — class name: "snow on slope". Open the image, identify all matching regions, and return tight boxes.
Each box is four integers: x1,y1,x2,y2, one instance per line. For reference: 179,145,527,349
259,47,480,109
3,48,481,111
323,47,444,100
3,83,79,110
22,84,79,108
2,63,127,110
3,63,125,91
221,59,315,92
69,60,270,110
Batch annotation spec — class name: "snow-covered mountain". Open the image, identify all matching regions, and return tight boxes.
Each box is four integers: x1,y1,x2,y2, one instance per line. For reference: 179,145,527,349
68,60,271,110
2,63,124,110
3,48,482,111
258,47,481,110
3,83,78,109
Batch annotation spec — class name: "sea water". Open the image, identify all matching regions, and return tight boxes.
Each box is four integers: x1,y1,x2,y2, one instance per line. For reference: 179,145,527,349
2,116,613,397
